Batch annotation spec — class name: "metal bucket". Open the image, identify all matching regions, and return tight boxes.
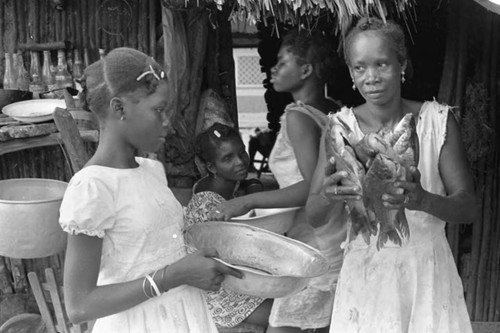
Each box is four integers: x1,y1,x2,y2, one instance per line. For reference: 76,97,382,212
185,222,329,298
0,178,68,258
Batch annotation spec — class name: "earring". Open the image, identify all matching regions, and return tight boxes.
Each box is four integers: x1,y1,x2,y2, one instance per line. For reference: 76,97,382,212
120,115,125,121
401,71,406,84
352,82,356,91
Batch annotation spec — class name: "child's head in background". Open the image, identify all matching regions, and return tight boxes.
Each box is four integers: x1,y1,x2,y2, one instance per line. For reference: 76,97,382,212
195,123,250,182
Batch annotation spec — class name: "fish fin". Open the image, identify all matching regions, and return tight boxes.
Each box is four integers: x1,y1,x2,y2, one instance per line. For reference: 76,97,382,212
395,209,410,240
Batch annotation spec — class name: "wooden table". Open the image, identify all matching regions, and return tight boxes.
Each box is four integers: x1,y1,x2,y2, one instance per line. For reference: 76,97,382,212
0,114,99,156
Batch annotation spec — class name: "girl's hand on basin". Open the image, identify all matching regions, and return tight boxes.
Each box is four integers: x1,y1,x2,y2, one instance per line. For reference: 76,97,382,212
167,248,243,291
208,197,251,221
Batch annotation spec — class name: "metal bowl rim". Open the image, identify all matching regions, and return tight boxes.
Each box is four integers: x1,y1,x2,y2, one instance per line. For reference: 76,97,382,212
0,178,68,204
231,206,302,221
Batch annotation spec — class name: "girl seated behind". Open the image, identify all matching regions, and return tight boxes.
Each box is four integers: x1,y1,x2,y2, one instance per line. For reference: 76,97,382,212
184,122,272,329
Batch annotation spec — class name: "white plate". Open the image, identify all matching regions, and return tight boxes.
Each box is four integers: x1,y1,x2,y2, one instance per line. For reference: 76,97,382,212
2,99,66,123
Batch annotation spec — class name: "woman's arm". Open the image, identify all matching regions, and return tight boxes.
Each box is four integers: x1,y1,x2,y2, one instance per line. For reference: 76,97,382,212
64,234,242,324
287,110,322,183
391,112,479,224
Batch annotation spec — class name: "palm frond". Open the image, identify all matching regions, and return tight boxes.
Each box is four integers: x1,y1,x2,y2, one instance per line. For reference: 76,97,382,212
226,0,415,36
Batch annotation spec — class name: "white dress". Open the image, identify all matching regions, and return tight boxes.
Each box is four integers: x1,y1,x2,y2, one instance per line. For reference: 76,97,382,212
59,157,218,333
329,101,473,333
268,102,346,329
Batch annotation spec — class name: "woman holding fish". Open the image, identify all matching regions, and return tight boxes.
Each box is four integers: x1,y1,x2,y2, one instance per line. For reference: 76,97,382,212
306,17,478,333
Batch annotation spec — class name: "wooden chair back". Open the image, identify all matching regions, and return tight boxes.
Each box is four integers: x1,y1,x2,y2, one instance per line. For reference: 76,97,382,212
52,107,90,174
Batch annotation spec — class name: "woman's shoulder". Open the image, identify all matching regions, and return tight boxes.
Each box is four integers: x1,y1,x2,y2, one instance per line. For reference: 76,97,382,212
415,99,454,123
193,176,213,194
328,105,356,123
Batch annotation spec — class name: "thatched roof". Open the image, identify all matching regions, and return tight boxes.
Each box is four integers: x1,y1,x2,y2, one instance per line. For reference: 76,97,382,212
225,0,415,36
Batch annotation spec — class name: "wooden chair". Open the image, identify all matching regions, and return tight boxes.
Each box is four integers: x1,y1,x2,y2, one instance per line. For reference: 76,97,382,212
27,268,93,333
254,154,270,179
52,107,91,174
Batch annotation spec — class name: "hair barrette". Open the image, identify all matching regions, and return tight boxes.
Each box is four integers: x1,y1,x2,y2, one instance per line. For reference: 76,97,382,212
136,64,166,81
213,130,221,138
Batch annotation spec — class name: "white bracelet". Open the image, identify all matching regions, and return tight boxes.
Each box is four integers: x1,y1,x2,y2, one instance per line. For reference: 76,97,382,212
146,274,161,297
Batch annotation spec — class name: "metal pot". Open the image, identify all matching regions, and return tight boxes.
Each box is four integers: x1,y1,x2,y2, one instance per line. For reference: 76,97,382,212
0,178,68,258
0,89,33,112
185,222,329,298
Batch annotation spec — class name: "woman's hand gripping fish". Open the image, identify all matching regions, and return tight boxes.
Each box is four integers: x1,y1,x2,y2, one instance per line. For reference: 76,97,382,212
325,116,377,244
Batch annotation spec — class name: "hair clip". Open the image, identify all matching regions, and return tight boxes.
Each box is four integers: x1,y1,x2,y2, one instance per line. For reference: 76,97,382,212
136,64,165,81
213,130,221,138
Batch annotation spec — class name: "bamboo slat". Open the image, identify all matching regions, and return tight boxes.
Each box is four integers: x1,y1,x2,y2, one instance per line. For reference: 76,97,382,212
0,0,4,56
494,160,500,322
4,0,17,53
139,0,148,53
467,160,486,318
130,0,139,49
47,0,55,43
27,0,39,45
475,156,494,320
15,0,25,45
487,153,499,320
149,0,156,57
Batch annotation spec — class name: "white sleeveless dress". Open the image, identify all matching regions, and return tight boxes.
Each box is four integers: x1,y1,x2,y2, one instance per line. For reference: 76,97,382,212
329,101,473,333
268,102,347,329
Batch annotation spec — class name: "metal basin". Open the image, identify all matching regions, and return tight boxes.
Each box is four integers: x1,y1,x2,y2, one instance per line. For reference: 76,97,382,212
0,178,68,258
185,222,329,298
231,207,301,234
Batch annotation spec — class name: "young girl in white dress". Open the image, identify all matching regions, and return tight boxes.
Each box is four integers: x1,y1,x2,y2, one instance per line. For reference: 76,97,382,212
307,18,477,333
59,47,241,333
211,31,344,333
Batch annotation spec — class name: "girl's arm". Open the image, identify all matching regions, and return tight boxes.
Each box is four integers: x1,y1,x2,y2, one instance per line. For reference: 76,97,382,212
210,111,321,220
286,110,322,184
390,112,479,224
64,234,242,324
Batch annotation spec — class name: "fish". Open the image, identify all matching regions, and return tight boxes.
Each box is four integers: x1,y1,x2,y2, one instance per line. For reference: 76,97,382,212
325,112,418,249
325,115,377,244
363,154,410,249
362,113,417,248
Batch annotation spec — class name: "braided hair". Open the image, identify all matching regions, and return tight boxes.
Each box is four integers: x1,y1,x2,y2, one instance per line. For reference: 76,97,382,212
343,17,408,67
280,30,339,85
79,47,166,121
195,123,244,165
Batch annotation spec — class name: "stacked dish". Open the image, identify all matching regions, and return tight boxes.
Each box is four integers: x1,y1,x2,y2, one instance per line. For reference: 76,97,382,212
2,99,66,123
